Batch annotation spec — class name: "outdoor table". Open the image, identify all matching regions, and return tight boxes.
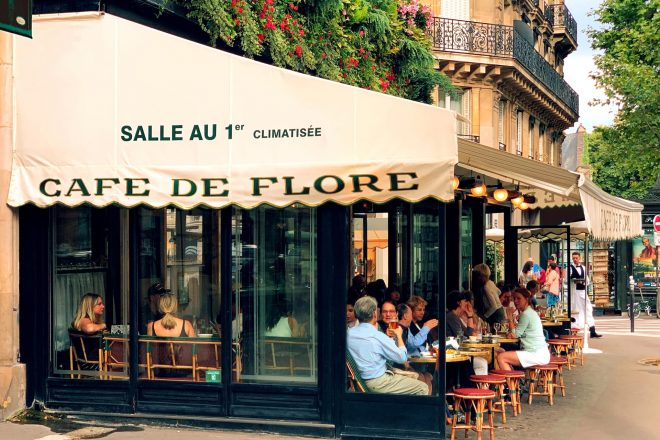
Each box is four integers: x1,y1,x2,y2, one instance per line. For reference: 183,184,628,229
460,342,499,367
497,337,519,344
457,348,490,364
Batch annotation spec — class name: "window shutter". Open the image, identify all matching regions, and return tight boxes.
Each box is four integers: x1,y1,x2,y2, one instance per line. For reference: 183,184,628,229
441,0,470,20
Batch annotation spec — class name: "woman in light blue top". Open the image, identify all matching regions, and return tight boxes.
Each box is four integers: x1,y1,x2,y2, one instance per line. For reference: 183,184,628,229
496,288,549,370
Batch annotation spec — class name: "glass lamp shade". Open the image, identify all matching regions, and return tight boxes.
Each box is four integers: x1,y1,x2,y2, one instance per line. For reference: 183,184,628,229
452,176,460,191
511,195,524,206
470,183,487,197
518,201,529,210
493,187,509,202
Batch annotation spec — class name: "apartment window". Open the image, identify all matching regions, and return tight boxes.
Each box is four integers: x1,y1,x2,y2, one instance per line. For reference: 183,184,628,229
498,99,506,151
439,89,471,136
516,110,523,156
528,116,535,159
440,0,469,20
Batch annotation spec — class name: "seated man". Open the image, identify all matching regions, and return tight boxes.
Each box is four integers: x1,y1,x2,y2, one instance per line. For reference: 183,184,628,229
347,296,429,395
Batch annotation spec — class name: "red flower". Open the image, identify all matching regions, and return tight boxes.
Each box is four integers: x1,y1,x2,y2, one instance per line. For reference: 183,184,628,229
258,33,265,42
321,52,327,59
234,18,241,26
295,45,302,57
359,30,364,37
237,7,243,14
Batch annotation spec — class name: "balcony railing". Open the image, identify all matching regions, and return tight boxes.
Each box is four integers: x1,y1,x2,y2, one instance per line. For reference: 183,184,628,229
546,4,577,44
427,17,513,55
428,17,579,115
512,29,579,113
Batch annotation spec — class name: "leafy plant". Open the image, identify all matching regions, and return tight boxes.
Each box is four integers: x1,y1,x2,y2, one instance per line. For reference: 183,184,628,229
585,0,660,199
163,0,455,103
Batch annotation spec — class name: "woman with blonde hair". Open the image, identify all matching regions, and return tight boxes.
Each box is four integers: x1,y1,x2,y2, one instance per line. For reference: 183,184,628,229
147,293,195,337
71,293,107,334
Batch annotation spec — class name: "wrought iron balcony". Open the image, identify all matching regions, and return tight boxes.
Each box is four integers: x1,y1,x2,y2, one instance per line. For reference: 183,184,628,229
546,4,577,44
428,17,579,115
512,29,579,113
427,17,513,55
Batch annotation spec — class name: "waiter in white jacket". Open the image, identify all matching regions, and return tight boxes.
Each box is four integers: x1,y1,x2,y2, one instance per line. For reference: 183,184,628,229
569,252,602,338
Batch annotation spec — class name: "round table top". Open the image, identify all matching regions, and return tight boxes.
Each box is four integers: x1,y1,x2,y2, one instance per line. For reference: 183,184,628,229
409,355,437,364
461,342,499,349
497,337,519,344
446,354,470,363
457,349,490,358
542,320,567,327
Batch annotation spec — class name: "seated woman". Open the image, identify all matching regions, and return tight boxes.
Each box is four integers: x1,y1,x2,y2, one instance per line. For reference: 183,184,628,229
147,293,196,337
445,291,488,375
265,294,298,337
71,293,107,334
496,288,550,371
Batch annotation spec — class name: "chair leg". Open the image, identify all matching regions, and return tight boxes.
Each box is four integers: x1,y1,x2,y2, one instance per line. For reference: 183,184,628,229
528,371,536,405
450,397,461,440
69,347,74,379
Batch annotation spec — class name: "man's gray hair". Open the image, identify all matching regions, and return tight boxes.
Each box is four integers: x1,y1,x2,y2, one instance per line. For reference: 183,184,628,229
354,296,378,323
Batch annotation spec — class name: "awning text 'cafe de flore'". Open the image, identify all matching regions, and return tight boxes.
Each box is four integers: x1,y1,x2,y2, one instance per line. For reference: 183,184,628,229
11,13,458,439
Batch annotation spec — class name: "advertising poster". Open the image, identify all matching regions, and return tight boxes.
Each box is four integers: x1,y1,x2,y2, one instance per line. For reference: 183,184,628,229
632,230,659,288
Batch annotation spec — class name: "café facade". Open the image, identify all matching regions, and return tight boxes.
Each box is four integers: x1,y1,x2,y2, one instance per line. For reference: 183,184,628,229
5,6,644,440
10,10,459,439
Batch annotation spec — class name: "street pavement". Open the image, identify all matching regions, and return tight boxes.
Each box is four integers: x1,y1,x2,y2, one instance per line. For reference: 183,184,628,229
2,316,660,440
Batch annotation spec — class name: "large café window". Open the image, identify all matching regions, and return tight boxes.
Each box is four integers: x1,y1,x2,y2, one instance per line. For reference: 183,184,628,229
232,206,317,384
136,207,221,382
346,203,440,396
52,206,124,379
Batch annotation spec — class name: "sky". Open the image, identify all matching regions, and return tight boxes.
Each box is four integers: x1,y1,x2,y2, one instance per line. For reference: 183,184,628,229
562,0,617,132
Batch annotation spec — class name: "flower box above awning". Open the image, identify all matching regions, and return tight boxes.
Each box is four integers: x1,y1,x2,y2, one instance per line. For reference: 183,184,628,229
8,13,458,209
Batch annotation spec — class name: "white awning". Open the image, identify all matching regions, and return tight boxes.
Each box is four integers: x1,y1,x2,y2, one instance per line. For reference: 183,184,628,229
577,174,643,241
457,139,643,240
8,13,457,209
457,138,579,208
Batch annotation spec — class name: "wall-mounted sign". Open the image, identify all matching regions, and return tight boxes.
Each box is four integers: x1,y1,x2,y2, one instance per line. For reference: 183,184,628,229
0,0,31,38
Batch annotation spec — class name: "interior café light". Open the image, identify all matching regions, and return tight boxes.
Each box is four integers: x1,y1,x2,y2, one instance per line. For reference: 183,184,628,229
470,176,487,197
510,194,524,207
493,181,509,202
452,175,460,191
518,201,529,210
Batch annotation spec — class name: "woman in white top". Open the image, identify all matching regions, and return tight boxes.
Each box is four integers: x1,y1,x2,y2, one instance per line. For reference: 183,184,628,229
264,294,298,337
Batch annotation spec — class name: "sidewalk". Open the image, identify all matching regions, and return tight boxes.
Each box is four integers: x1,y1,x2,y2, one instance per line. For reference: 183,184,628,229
472,315,660,440
2,316,659,440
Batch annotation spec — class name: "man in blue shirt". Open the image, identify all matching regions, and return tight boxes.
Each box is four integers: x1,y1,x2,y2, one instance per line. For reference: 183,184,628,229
347,296,429,395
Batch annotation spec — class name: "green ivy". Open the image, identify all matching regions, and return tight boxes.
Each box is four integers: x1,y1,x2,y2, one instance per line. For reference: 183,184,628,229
164,0,455,102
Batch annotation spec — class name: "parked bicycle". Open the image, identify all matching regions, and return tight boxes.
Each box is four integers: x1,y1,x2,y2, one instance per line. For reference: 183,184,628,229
626,286,653,318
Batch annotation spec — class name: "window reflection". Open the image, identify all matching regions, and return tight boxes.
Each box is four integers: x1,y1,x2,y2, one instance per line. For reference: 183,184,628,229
52,206,124,379
232,206,317,383
137,207,221,382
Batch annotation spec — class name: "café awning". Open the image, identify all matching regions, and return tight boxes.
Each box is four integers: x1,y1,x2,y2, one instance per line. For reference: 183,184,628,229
576,174,643,241
8,13,457,209
457,139,643,241
457,138,580,209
